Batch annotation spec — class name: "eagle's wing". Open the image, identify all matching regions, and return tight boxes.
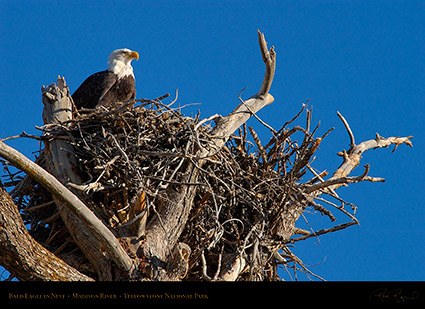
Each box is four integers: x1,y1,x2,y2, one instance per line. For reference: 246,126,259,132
97,73,119,106
72,71,118,109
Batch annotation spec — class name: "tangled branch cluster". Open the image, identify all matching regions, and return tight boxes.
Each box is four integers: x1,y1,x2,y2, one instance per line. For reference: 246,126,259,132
2,96,358,280
183,105,339,281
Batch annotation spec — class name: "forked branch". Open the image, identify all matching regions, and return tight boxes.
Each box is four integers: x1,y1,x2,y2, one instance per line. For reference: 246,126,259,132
316,112,413,194
306,164,385,194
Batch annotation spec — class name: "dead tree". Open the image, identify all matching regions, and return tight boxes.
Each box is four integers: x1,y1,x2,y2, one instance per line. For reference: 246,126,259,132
0,31,413,281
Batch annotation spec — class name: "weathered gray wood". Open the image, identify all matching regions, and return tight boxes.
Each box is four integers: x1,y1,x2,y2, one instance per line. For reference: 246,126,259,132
42,77,113,279
143,30,277,280
0,77,134,277
0,137,133,274
330,113,413,187
0,187,93,281
41,77,134,275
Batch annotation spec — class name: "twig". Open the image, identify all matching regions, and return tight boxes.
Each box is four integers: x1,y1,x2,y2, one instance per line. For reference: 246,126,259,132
201,250,212,281
24,200,55,212
0,140,134,273
248,126,267,164
239,95,277,136
306,164,385,194
195,114,222,131
313,195,359,224
1,131,44,142
337,111,355,147
135,93,170,105
167,89,178,107
289,221,358,243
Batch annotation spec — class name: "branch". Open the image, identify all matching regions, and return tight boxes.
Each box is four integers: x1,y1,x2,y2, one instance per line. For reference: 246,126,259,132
256,29,276,98
0,186,93,281
143,30,277,268
42,78,115,278
42,78,134,274
0,131,44,142
303,113,413,229
289,221,358,243
332,134,413,181
0,77,134,276
0,139,133,273
306,164,385,194
336,111,355,147
331,112,413,185
211,29,276,149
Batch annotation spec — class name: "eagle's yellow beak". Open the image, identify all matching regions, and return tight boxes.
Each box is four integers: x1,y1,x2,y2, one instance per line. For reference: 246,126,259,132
126,51,139,61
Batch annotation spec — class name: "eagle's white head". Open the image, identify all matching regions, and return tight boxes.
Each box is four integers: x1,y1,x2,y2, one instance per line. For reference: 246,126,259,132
107,48,139,79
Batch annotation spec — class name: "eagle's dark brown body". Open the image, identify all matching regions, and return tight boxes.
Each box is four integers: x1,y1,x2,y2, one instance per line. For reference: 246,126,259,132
72,70,136,109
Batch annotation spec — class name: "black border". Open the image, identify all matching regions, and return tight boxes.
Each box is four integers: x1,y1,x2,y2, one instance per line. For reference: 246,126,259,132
1,281,424,305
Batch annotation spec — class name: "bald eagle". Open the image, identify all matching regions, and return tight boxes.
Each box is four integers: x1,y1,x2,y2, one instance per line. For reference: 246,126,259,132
72,48,139,109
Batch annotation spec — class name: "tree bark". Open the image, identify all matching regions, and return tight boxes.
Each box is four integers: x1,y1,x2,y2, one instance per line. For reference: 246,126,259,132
0,186,92,281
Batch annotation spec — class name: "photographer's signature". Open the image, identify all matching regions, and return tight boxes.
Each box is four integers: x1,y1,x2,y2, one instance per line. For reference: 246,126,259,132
370,288,420,304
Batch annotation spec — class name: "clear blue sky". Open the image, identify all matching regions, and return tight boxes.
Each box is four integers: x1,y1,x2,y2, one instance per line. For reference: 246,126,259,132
1,0,424,281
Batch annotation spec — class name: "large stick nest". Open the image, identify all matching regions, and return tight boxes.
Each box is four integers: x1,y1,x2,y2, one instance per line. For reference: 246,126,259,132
2,96,355,281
